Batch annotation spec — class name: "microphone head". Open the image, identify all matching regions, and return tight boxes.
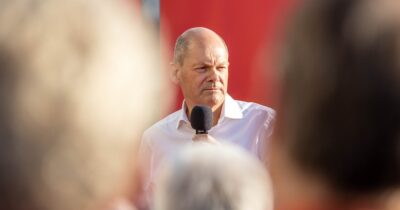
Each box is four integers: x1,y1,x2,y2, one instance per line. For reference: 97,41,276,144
190,105,213,134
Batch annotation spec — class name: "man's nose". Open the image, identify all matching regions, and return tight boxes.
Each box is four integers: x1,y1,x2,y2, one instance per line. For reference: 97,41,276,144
207,67,219,82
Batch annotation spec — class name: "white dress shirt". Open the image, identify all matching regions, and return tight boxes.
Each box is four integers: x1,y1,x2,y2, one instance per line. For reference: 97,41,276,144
139,94,275,192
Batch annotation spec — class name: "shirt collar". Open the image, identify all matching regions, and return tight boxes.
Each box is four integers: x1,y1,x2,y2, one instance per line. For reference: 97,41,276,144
176,101,190,129
220,94,243,120
175,94,243,129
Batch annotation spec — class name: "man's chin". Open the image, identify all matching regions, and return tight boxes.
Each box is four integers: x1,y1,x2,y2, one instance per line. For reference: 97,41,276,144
202,94,224,110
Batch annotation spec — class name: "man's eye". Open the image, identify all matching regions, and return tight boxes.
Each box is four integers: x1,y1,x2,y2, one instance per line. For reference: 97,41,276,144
217,66,227,70
195,67,207,72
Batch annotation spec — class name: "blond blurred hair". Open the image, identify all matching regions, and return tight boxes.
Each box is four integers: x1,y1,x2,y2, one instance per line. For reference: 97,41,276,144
0,0,163,209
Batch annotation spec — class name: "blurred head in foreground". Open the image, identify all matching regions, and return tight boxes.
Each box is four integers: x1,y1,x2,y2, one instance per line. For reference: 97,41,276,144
274,0,400,207
0,0,161,209
154,144,273,210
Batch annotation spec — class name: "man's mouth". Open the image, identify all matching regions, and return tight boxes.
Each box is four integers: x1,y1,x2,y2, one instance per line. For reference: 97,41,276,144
203,87,221,92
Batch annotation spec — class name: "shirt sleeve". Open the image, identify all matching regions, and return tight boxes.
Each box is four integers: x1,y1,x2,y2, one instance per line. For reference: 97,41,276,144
137,131,155,207
258,109,276,163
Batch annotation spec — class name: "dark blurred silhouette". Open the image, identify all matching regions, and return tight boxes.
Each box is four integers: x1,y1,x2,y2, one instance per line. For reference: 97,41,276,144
272,0,400,209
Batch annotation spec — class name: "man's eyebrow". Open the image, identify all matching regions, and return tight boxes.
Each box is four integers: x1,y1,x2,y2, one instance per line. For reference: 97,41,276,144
192,60,229,67
192,62,210,67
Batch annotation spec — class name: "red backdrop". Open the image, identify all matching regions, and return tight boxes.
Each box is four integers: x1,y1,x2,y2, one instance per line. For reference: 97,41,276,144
160,0,299,113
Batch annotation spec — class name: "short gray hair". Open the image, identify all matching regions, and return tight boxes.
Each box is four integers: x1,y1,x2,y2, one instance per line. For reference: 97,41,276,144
173,33,191,65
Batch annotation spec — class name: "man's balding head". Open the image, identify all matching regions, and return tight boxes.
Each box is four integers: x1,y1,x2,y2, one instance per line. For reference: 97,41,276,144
173,27,228,66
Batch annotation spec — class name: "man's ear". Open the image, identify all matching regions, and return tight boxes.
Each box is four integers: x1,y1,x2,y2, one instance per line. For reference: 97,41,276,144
170,62,180,85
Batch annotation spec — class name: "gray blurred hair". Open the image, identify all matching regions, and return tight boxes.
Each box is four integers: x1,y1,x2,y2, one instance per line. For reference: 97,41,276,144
155,143,273,210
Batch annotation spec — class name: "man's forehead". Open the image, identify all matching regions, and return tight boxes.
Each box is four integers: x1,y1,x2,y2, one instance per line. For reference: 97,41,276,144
185,47,229,66
187,35,227,50
186,40,228,56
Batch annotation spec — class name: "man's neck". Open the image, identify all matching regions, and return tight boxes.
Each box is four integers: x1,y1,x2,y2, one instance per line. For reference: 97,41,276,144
211,105,223,126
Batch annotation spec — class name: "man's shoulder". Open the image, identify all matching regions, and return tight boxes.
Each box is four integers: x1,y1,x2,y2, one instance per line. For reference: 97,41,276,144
235,100,275,117
234,100,276,131
143,109,182,137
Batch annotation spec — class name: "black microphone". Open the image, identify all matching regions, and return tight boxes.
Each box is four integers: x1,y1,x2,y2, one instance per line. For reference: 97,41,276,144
190,105,212,134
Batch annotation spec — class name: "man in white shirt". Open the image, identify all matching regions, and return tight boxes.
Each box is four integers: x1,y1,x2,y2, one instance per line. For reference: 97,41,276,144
139,27,275,199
